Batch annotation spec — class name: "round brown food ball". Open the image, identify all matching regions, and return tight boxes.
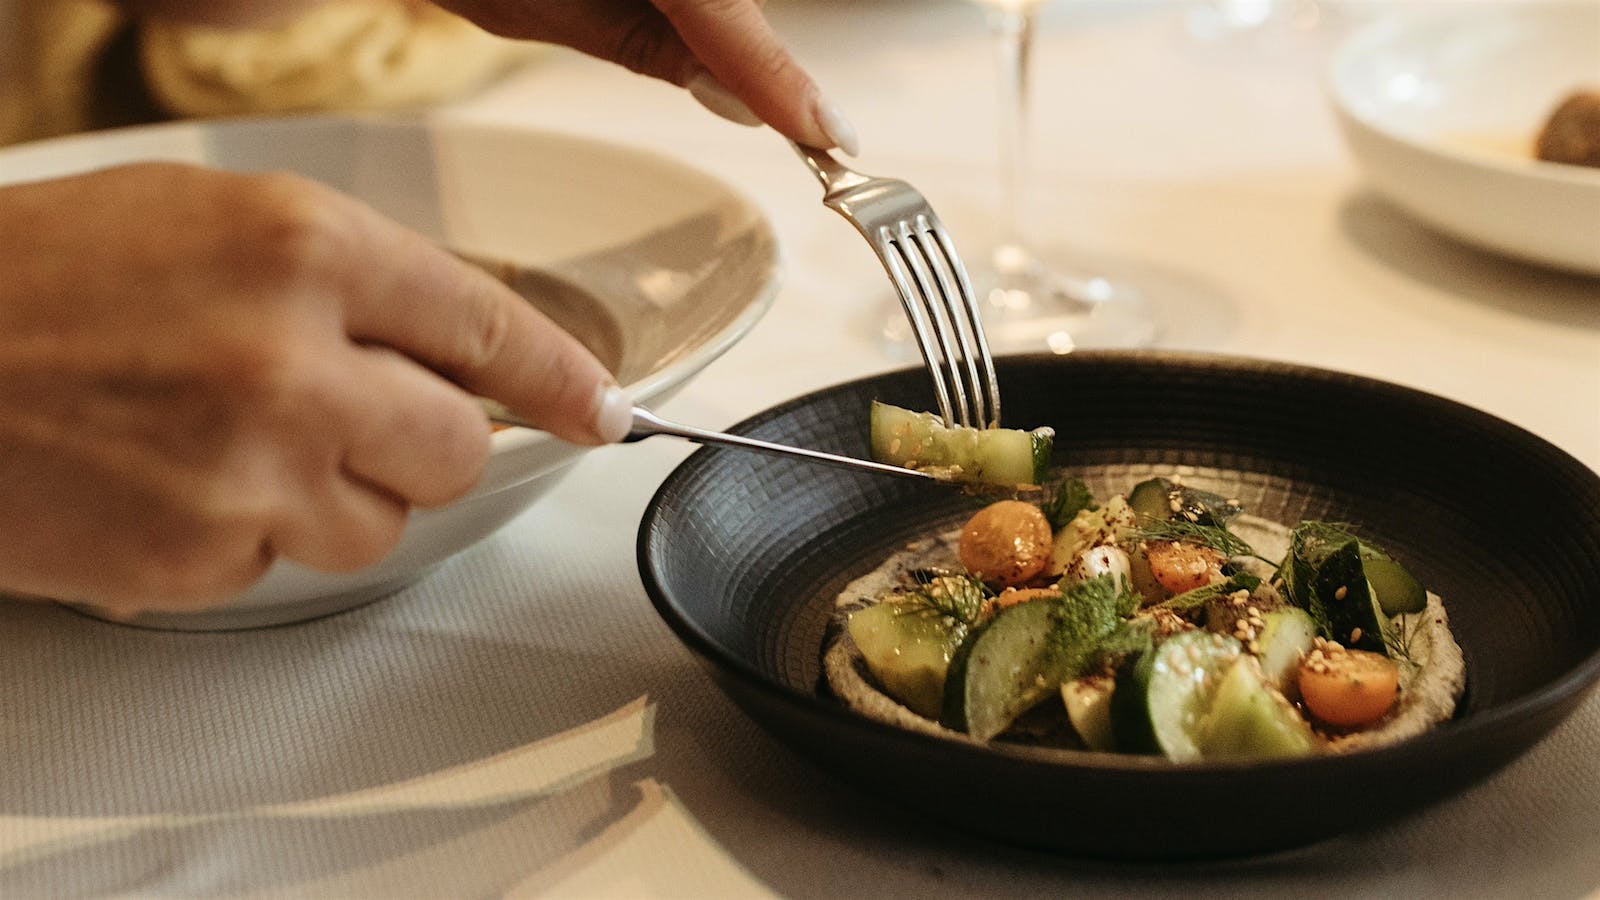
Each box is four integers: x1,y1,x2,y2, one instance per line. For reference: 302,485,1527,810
1536,89,1600,168
959,500,1052,588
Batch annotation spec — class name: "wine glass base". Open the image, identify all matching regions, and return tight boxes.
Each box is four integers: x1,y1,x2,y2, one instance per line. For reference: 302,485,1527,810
880,257,1158,358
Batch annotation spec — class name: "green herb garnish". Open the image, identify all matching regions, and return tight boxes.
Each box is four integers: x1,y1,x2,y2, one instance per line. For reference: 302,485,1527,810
1382,614,1418,666
1044,574,1139,678
1039,478,1096,532
891,569,989,626
1133,516,1266,562
1159,571,1264,612
1083,619,1156,674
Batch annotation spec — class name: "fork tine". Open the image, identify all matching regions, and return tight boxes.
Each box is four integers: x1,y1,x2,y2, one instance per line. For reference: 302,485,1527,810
788,141,1003,429
888,222,975,427
928,221,1002,428
876,230,961,427
907,214,1000,429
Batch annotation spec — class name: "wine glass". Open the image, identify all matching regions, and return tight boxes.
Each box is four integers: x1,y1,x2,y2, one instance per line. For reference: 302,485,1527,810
884,0,1158,356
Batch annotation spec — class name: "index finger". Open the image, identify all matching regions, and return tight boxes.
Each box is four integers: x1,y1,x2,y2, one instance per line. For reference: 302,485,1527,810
326,195,631,446
652,0,858,153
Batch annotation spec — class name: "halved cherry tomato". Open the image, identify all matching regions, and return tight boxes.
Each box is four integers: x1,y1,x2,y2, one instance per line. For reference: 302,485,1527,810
1144,540,1226,595
1298,648,1400,727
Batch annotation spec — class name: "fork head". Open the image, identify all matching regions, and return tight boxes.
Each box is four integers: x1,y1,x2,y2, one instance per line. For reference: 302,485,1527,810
792,143,1002,431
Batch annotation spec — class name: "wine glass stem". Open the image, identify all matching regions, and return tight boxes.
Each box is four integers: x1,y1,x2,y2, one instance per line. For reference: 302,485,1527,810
986,4,1038,267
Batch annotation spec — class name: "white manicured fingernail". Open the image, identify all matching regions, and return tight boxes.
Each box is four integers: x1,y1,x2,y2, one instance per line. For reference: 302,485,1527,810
686,70,763,127
592,384,634,444
813,93,860,156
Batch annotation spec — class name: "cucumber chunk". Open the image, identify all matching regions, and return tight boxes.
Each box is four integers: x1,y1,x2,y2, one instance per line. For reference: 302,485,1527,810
1364,556,1427,615
1253,607,1318,696
1111,630,1244,761
1046,494,1137,577
942,598,1065,740
944,578,1126,741
847,602,967,720
869,401,1053,487
1127,478,1173,522
1125,476,1242,526
1061,676,1117,751
1311,540,1390,654
1195,658,1319,760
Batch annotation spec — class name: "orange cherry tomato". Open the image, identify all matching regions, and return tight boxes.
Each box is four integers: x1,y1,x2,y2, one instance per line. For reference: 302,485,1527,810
1298,648,1400,728
959,500,1051,588
1144,540,1226,595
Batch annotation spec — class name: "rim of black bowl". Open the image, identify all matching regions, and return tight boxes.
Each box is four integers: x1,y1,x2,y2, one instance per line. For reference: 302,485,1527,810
637,349,1600,776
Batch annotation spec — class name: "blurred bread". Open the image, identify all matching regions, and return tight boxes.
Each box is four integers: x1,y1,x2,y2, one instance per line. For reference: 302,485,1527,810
0,0,540,147
140,1,539,118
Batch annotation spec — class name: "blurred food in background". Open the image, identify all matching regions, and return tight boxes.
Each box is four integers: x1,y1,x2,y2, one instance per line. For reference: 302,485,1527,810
0,0,540,146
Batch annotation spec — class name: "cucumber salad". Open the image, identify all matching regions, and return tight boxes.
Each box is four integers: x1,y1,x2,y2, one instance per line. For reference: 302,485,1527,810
823,470,1466,762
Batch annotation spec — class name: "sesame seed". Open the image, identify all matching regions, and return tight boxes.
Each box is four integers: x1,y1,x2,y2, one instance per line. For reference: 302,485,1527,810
1350,627,1363,643
1334,585,1349,600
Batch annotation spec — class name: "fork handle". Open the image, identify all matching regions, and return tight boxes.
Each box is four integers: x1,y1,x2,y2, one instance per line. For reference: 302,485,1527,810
788,141,871,196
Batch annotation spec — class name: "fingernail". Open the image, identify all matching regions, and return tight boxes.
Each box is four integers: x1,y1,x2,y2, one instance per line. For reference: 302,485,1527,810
686,70,763,127
592,384,634,444
813,92,860,157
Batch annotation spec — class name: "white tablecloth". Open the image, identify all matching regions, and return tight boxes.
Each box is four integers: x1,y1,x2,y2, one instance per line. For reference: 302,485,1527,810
3,1,1598,896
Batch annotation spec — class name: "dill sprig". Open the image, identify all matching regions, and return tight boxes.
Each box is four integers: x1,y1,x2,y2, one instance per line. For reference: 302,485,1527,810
1039,478,1095,532
1132,515,1266,562
891,569,989,626
1382,615,1418,666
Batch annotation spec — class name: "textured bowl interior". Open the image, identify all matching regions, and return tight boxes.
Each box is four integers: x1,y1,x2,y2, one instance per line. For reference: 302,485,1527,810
639,352,1600,859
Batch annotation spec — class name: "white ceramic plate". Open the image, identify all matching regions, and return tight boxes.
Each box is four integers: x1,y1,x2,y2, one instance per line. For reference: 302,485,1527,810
0,114,781,628
1327,2,1600,274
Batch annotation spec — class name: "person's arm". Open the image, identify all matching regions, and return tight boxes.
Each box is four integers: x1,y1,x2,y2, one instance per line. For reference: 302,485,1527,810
0,163,628,615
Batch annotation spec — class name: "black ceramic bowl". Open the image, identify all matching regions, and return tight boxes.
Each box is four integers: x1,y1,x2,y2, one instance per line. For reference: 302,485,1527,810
637,352,1600,859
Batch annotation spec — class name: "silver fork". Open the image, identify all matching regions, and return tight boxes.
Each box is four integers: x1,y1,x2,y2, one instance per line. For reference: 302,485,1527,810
483,402,943,482
790,142,1002,429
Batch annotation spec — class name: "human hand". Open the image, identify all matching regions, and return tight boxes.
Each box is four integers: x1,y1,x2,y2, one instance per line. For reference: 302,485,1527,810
0,163,630,614
433,0,859,154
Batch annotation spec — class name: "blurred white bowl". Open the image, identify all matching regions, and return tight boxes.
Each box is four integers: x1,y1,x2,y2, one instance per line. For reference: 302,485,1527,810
1327,3,1600,274
0,115,780,629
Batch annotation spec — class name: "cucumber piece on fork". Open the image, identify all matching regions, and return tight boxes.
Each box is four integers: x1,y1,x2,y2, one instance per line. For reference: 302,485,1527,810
869,401,1053,487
